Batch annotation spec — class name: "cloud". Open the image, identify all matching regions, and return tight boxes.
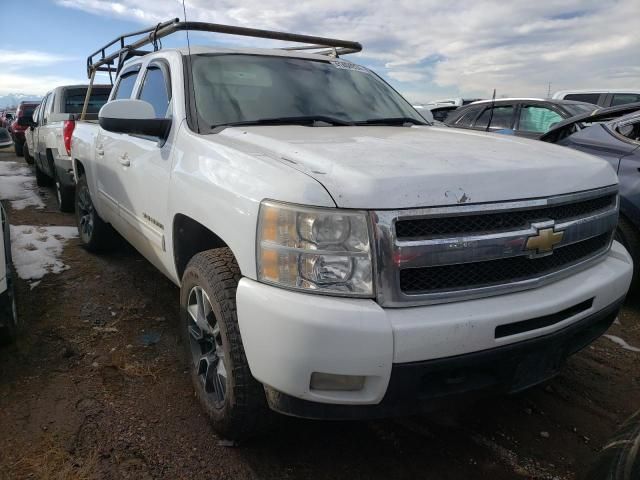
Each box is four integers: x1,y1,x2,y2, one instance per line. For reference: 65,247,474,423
0,73,84,96
0,50,75,70
54,0,640,102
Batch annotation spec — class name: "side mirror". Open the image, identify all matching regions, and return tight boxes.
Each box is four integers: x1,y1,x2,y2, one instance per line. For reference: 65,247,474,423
99,99,170,139
17,116,34,127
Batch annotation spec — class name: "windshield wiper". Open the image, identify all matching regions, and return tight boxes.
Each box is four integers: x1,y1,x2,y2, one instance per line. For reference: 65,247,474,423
354,117,427,126
215,115,354,129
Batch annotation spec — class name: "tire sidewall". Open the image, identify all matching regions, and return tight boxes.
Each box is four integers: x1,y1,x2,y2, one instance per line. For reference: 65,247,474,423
180,263,237,427
75,176,93,246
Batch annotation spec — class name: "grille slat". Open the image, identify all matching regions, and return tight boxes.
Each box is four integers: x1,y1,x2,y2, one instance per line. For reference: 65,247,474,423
399,233,610,295
396,194,615,240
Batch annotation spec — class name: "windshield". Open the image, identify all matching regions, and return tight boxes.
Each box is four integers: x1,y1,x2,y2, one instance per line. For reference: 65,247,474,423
190,54,425,129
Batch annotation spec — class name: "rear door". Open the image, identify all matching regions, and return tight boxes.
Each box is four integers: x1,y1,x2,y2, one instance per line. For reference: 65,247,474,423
35,94,53,167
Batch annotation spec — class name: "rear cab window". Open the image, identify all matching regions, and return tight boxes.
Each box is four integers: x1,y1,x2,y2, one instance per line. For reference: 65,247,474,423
64,87,111,114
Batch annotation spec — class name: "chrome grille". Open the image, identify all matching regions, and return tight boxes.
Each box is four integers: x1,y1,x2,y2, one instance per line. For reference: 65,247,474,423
395,194,616,239
372,186,619,307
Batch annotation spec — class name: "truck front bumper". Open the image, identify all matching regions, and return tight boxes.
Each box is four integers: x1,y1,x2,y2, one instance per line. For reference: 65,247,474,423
236,241,633,419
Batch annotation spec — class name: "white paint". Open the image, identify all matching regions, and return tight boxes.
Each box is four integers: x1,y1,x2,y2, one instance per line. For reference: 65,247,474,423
10,225,78,287
604,334,640,353
236,244,632,405
0,161,45,210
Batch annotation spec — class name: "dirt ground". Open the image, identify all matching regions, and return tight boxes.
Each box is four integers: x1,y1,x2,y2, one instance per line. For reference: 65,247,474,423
0,147,639,480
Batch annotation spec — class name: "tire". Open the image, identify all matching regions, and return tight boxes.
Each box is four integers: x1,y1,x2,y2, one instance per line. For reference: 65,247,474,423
14,140,23,157
180,248,270,441
75,174,116,252
615,216,640,291
23,142,34,165
54,170,75,213
35,162,51,187
585,410,640,480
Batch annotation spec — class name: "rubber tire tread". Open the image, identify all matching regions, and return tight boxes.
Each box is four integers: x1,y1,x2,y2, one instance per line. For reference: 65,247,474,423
180,248,271,441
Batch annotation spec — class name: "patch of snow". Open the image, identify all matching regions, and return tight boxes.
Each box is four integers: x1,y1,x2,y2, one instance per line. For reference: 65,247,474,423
604,334,640,353
0,161,45,210
10,225,78,287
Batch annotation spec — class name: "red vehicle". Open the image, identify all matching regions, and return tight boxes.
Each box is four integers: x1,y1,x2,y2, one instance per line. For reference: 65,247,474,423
0,110,15,129
9,102,39,157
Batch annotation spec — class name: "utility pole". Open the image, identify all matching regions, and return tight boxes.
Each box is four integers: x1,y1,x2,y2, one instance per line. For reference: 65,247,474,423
547,82,552,98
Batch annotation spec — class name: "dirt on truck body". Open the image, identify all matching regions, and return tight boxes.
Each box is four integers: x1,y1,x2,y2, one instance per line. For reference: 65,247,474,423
1,147,640,479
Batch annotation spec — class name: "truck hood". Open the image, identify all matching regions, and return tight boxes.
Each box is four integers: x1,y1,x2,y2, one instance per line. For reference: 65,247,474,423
215,125,617,209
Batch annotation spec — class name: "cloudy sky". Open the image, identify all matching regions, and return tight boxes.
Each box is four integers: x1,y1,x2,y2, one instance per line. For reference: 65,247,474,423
2,0,638,102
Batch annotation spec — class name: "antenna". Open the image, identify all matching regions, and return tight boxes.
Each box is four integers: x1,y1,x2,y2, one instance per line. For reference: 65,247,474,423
485,88,496,132
547,82,552,98
182,0,200,132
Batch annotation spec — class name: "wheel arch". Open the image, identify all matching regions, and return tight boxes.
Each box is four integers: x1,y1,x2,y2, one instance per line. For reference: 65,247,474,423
172,214,237,281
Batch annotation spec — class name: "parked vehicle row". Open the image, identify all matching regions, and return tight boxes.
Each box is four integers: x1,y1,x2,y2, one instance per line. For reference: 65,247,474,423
541,103,640,288
23,84,111,211
552,89,640,108
9,102,40,157
444,98,598,138
66,19,632,440
0,110,15,129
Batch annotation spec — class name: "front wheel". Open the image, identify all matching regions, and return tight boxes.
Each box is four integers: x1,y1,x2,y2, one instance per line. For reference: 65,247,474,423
75,174,116,252
180,248,270,441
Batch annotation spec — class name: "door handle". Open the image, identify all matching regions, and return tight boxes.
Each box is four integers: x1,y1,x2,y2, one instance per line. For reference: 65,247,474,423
96,150,104,157
119,153,130,167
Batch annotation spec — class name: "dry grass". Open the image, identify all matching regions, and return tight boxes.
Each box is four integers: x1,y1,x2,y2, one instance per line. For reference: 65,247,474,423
10,437,99,480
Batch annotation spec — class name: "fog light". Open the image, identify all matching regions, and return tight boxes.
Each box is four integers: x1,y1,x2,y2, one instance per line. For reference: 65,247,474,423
310,372,365,391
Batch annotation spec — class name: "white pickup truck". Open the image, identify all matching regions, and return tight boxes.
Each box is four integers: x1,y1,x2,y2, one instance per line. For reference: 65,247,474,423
24,84,111,211
71,20,633,440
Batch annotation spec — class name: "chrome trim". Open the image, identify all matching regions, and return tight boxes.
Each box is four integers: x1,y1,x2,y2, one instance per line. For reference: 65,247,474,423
373,186,619,307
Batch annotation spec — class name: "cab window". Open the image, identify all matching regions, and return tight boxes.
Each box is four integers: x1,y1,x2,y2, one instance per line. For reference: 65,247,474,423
137,64,171,118
113,69,139,100
518,105,563,133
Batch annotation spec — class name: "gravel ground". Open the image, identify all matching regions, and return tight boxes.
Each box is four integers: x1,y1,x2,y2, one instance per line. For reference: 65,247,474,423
0,146,639,480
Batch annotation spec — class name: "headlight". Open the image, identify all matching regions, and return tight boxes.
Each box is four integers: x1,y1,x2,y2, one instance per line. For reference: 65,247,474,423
257,200,373,296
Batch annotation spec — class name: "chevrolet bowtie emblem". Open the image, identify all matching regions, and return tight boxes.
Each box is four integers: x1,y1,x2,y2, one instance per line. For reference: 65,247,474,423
526,227,564,254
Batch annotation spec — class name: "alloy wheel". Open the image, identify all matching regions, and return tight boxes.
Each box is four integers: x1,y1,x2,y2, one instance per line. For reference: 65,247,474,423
187,285,227,407
76,186,94,243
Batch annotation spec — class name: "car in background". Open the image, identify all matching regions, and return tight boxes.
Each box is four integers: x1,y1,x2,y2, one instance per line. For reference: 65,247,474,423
553,90,640,108
24,84,111,211
416,98,484,122
0,110,15,129
444,98,598,138
0,202,17,343
9,101,39,158
0,128,12,149
541,102,640,288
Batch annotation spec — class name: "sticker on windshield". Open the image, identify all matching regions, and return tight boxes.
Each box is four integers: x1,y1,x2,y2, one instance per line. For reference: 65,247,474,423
330,60,370,74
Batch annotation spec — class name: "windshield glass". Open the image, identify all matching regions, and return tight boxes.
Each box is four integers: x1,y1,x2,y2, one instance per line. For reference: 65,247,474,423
191,54,425,128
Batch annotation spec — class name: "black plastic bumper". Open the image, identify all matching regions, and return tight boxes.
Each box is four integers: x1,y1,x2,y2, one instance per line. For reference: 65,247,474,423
265,297,625,420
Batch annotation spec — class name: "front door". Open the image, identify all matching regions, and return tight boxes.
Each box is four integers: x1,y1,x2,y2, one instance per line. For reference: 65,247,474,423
108,61,175,275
